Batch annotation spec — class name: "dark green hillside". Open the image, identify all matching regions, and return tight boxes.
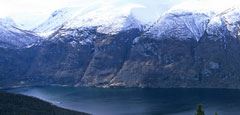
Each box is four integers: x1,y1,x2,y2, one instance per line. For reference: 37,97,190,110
0,92,89,115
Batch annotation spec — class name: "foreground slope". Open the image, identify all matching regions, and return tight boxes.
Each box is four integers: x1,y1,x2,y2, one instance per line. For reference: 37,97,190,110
0,92,89,115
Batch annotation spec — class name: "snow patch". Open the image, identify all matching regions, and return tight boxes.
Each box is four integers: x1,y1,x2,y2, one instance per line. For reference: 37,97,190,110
34,3,145,37
147,11,210,41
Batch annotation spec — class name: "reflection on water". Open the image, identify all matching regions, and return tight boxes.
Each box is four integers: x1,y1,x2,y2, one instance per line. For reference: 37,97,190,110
7,87,240,115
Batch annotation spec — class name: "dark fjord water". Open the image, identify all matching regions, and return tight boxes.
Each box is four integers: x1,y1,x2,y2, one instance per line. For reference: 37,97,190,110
6,86,240,115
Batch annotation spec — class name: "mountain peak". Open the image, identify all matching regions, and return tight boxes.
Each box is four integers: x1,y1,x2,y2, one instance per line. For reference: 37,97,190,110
63,3,144,34
145,10,210,41
204,7,240,40
0,17,17,28
33,7,82,37
0,17,40,48
144,5,240,42
34,3,145,37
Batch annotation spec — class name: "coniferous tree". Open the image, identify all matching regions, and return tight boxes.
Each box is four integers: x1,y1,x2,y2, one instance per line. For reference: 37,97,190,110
195,104,205,115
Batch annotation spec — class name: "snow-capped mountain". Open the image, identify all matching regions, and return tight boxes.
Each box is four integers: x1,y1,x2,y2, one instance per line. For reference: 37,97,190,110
62,4,143,34
33,7,83,37
146,11,210,41
0,17,40,48
0,17,17,28
33,3,146,37
207,7,240,39
145,4,240,42
144,3,215,41
3,0,240,89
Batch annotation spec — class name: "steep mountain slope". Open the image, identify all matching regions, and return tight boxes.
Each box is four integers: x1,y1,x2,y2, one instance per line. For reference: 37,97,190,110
0,18,41,88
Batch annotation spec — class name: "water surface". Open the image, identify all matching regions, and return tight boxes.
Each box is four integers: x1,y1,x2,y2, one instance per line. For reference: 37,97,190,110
7,86,240,115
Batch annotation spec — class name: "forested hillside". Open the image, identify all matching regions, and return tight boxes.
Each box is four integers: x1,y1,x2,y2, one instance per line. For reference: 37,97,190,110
0,92,89,115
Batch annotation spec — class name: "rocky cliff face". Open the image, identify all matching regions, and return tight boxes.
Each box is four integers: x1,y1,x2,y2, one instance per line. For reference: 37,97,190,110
2,6,240,89
109,8,240,88
110,31,240,89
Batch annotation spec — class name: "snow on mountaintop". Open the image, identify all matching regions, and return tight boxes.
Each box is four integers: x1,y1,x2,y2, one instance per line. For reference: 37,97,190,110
22,0,240,40
219,7,240,38
63,3,144,34
33,7,83,37
34,3,145,37
146,1,240,41
0,17,16,28
147,12,210,41
207,7,240,38
2,0,240,31
0,17,23,34
146,2,214,41
0,17,39,48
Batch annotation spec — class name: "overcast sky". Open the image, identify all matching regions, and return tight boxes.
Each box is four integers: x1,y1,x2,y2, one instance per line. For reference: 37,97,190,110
0,0,239,29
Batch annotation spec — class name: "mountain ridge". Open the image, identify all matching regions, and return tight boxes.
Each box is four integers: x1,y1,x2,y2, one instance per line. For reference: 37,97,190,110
1,2,240,89
0,17,40,48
